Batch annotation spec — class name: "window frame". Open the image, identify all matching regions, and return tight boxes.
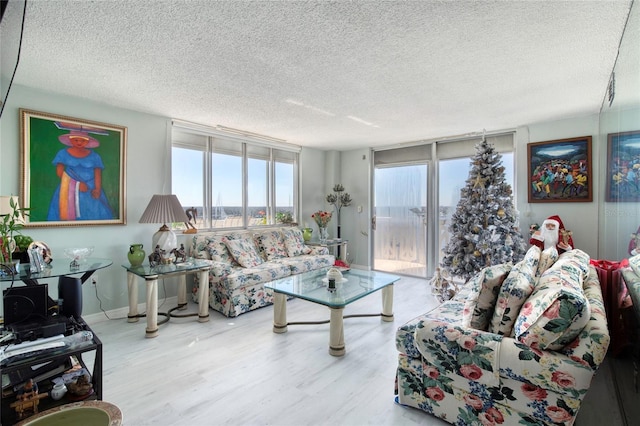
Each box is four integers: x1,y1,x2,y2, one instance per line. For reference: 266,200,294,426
171,121,300,230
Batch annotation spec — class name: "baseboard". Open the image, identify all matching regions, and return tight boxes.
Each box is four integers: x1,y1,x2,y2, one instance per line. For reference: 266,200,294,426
83,296,179,325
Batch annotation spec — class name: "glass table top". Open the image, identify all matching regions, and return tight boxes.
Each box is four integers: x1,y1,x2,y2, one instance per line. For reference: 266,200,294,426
0,258,113,283
264,267,399,308
122,258,213,278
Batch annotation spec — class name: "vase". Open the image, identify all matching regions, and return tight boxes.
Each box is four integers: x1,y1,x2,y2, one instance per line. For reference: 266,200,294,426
318,226,329,243
128,244,145,267
302,228,313,242
50,382,68,401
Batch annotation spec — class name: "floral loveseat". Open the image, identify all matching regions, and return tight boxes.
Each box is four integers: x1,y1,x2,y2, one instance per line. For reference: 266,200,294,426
395,246,610,426
190,227,334,317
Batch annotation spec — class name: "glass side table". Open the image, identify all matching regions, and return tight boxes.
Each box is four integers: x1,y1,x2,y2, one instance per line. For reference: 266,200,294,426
306,239,348,261
122,259,213,338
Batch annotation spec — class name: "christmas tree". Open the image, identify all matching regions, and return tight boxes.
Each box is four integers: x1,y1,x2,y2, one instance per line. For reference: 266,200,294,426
440,138,526,281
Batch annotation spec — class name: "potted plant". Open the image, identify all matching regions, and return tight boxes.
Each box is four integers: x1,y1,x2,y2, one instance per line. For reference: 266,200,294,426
0,197,29,271
12,234,34,263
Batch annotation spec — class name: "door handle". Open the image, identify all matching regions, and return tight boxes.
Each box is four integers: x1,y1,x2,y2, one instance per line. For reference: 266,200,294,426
371,215,376,231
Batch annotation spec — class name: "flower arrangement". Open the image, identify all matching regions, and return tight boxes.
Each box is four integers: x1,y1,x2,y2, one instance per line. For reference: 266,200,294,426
311,210,332,228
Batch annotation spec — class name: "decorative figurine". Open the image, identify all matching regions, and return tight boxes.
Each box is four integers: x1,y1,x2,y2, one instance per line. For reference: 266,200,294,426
11,379,47,420
67,372,93,397
170,244,187,263
148,245,163,267
184,207,198,234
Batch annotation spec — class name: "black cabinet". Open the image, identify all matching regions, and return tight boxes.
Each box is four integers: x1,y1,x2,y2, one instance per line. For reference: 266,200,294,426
1,320,102,425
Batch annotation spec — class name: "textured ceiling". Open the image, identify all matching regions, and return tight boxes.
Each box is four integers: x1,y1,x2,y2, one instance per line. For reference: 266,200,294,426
0,0,633,150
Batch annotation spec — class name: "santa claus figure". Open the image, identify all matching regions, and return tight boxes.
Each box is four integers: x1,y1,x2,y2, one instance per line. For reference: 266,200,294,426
529,215,573,253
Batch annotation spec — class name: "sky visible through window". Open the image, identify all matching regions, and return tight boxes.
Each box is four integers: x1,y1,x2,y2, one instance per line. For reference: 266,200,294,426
172,147,293,208
173,147,514,211
440,153,514,207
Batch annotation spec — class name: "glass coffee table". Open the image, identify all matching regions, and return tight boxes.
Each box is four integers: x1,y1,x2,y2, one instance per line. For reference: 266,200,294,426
264,268,400,356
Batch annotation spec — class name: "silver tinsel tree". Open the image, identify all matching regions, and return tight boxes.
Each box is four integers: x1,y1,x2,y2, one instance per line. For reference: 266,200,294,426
440,138,526,281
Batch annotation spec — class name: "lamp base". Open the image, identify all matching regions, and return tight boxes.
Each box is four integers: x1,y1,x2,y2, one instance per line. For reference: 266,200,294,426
152,225,177,256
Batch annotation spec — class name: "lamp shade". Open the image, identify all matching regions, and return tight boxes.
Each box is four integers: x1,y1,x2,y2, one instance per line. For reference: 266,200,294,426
139,195,189,255
139,195,189,225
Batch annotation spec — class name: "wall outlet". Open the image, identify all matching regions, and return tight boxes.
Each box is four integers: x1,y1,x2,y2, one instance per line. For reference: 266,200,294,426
357,205,363,213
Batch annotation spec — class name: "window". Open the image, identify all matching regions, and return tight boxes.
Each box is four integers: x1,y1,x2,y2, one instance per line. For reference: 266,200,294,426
437,134,515,264
372,132,515,277
171,122,299,230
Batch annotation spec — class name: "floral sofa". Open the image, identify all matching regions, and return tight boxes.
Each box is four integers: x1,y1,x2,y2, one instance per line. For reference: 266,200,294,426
395,246,610,426
190,227,334,317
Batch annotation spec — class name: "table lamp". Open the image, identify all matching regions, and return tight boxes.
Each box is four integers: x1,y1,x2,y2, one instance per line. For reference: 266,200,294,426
139,195,189,256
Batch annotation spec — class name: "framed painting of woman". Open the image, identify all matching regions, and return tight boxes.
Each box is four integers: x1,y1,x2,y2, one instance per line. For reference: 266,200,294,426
20,109,127,227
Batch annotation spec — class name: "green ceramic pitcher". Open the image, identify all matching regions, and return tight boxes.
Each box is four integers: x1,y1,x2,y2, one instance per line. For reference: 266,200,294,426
128,244,145,267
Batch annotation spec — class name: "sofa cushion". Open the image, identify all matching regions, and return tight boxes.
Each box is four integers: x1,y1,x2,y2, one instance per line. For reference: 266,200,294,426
514,249,591,351
219,262,291,292
489,245,540,336
272,254,335,274
536,246,559,277
202,235,236,264
254,230,288,260
462,263,512,331
224,237,264,268
282,228,312,256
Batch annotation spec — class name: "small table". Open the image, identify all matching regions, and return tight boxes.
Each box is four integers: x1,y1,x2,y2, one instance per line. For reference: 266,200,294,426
0,258,113,286
122,259,213,338
306,239,348,261
265,268,399,356
0,258,113,314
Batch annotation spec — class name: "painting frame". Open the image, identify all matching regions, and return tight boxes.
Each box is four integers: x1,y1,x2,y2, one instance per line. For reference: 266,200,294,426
527,136,592,203
606,130,640,202
20,109,127,227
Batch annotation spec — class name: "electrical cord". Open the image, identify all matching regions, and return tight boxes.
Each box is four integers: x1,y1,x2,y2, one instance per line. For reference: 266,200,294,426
0,0,27,119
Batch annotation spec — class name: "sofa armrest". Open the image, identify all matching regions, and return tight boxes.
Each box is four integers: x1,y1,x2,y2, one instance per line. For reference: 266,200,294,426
499,266,609,397
414,319,502,387
499,337,599,397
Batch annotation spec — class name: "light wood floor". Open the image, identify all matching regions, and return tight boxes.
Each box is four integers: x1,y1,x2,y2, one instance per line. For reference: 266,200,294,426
84,276,636,426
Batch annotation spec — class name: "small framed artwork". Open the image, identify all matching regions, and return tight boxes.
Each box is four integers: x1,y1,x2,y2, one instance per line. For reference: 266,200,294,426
527,136,592,203
606,130,640,202
20,109,127,227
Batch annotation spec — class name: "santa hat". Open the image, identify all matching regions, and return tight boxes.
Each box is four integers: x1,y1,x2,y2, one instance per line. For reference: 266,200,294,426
543,215,574,248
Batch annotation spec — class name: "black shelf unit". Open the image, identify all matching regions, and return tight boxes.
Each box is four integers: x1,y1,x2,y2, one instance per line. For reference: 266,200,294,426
0,320,102,425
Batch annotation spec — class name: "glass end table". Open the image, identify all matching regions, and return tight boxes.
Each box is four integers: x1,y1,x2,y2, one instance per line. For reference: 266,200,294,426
122,259,213,338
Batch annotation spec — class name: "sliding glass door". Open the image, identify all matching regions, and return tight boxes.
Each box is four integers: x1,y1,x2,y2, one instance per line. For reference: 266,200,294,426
373,163,428,277
371,133,514,279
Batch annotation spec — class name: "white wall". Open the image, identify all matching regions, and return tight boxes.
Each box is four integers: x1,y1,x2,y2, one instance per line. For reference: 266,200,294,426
299,147,327,230
599,106,640,260
515,114,601,258
0,84,178,317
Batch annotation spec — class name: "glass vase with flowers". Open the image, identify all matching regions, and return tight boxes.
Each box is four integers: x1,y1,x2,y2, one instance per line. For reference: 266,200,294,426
311,210,332,243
